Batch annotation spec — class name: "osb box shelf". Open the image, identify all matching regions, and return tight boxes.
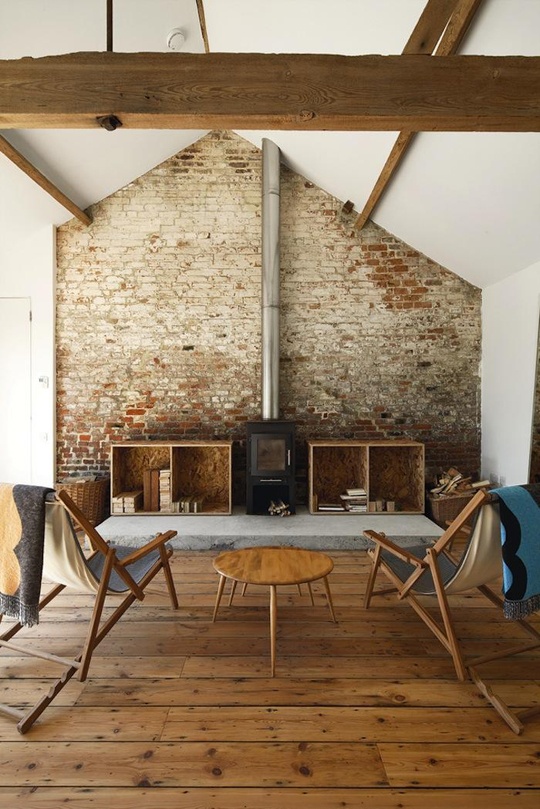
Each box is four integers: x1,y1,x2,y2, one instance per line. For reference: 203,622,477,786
111,441,232,516
308,439,425,515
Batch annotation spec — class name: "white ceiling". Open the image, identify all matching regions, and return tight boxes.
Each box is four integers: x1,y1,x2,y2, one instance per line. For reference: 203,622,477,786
1,0,539,288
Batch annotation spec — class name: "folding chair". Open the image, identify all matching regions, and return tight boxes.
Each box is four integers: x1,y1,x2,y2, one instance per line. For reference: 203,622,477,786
0,489,178,734
363,489,540,734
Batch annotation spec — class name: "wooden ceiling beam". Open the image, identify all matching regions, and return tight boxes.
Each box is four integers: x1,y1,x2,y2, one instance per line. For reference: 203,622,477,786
0,134,92,225
355,0,485,230
0,52,538,132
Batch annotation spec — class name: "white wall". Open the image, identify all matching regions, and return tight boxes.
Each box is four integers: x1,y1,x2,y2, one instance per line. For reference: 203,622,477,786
482,262,540,485
0,226,56,486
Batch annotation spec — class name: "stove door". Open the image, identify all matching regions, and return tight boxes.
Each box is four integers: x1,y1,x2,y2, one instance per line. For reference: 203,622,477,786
249,432,292,477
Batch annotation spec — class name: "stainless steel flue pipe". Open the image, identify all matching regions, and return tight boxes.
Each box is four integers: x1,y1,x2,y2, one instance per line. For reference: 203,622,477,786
261,138,281,420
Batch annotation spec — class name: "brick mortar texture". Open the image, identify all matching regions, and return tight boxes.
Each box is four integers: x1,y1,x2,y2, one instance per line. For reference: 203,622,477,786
56,131,481,503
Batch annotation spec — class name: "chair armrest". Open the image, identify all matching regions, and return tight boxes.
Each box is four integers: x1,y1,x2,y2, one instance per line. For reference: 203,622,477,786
119,530,177,566
363,530,427,567
444,519,472,537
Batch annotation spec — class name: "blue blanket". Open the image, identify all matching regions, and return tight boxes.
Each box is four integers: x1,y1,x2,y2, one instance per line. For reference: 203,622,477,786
492,484,540,619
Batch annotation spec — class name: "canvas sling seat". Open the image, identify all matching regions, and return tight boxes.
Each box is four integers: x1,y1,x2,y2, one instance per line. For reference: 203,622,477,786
0,489,178,734
363,488,540,734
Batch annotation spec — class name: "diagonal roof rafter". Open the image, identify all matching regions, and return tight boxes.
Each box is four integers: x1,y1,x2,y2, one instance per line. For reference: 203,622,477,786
0,133,92,226
196,0,210,54
355,0,486,230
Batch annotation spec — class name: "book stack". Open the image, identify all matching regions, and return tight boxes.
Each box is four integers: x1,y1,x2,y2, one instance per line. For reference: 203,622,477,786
318,503,345,512
159,469,171,512
340,487,368,513
111,490,143,514
111,494,125,514
122,490,143,513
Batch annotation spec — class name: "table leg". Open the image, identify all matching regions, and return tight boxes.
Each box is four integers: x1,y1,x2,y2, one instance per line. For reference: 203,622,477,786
228,579,238,606
270,584,277,677
307,581,315,606
323,576,337,623
212,574,227,622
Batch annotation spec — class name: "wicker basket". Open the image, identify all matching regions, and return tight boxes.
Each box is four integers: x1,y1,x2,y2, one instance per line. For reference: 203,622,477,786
427,491,475,528
55,476,110,526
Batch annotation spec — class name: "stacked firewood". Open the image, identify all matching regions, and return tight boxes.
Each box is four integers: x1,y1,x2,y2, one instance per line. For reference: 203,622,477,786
268,499,291,516
430,467,490,498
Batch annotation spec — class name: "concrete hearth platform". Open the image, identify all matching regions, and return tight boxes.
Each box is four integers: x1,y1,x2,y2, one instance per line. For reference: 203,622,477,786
98,506,442,551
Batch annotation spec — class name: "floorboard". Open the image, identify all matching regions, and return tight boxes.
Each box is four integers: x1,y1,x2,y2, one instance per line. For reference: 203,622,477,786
1,549,539,807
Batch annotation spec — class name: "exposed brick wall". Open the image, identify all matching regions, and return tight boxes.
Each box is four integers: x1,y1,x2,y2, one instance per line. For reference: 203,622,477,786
56,131,481,503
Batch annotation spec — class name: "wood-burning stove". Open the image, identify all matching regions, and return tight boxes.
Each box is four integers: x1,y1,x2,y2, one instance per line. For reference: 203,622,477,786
246,421,295,515
246,142,295,515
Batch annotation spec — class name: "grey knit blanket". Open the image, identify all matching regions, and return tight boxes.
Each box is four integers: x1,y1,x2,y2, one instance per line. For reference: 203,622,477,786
0,483,54,626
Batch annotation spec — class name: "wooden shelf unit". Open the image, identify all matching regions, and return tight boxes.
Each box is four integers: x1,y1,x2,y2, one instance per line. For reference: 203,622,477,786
110,441,232,515
308,439,425,515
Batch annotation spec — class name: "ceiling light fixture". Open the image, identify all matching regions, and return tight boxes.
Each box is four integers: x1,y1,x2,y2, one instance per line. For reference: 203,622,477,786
166,28,186,51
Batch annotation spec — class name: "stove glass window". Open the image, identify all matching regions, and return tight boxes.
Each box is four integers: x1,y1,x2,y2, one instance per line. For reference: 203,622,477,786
256,437,287,472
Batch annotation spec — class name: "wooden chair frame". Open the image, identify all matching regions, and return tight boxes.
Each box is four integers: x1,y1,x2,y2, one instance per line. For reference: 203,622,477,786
363,489,540,734
0,490,178,734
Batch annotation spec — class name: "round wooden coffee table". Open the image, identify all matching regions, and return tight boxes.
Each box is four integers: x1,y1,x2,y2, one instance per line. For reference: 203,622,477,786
212,545,337,676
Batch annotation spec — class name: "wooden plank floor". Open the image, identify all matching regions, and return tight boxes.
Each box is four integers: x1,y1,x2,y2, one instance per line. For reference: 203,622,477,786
1,549,540,807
